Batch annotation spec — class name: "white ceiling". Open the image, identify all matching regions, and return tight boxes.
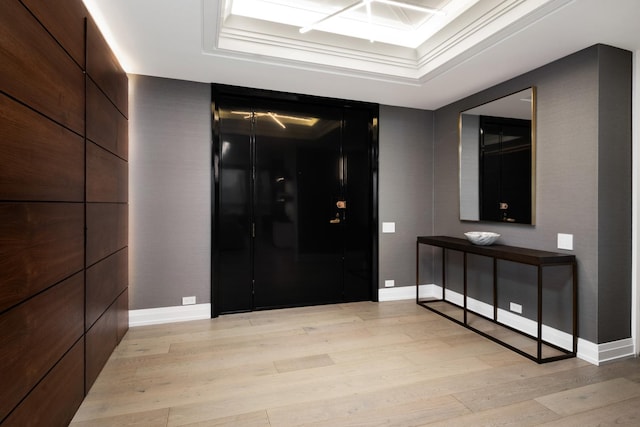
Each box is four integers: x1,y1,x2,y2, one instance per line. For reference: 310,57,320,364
84,0,640,110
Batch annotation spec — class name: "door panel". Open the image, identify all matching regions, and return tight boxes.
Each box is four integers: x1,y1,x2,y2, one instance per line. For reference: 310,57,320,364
253,102,343,309
342,108,373,301
217,97,253,313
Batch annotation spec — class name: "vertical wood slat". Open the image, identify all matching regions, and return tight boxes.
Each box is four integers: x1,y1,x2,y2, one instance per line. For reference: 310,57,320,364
0,273,84,422
85,299,118,391
0,94,85,202
86,248,128,330
86,203,128,266
87,78,128,160
86,141,128,203
86,16,128,118
0,0,84,134
0,203,84,313
116,289,129,343
84,0,130,399
1,338,85,427
19,0,87,68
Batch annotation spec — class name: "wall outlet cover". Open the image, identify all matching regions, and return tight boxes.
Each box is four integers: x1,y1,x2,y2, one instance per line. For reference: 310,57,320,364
384,279,395,288
182,296,196,305
509,302,522,314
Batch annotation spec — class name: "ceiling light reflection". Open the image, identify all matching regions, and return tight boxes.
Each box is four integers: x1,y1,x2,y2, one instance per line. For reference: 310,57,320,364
228,111,319,127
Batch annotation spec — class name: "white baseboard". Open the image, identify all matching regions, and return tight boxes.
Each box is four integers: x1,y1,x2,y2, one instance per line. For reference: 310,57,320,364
379,284,441,301
129,303,211,327
577,337,636,365
379,284,634,365
379,285,416,301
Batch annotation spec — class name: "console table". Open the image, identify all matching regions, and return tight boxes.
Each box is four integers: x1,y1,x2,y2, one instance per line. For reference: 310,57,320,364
416,236,577,363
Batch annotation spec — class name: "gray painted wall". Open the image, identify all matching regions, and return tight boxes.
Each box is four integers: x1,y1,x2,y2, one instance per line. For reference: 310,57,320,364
129,75,212,309
432,45,631,343
597,46,633,341
379,106,434,289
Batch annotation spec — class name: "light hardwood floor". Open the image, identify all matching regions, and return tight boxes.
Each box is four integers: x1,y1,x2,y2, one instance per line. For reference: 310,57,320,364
71,300,640,426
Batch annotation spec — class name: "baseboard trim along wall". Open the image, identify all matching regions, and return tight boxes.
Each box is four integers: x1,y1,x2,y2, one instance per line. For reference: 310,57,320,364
577,337,636,365
379,284,635,365
378,285,418,301
129,303,211,327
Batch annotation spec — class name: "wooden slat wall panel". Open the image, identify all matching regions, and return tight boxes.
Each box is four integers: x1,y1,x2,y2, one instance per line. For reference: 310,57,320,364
86,142,128,203
0,94,84,202
19,0,87,68
1,1,128,421
85,300,118,390
86,248,128,329
0,203,84,313
0,0,84,134
86,203,128,266
87,78,128,159
0,273,84,422
86,17,128,117
2,338,85,427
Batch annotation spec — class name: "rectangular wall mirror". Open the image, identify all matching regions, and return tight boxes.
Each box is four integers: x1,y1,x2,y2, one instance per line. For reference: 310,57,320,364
459,87,536,224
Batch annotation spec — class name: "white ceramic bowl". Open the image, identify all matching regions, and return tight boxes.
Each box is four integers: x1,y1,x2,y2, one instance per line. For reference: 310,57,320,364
464,231,500,246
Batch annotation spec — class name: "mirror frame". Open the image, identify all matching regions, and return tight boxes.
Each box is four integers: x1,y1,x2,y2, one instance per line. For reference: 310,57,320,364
458,87,537,224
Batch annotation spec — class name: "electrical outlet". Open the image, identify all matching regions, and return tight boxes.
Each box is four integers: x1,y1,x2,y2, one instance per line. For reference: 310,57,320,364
509,302,522,314
384,279,395,288
182,296,196,305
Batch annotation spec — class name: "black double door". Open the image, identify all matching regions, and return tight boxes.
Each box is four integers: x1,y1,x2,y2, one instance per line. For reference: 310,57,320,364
214,89,377,314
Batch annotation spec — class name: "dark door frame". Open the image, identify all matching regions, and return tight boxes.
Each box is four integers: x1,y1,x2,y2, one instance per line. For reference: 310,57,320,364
210,84,379,317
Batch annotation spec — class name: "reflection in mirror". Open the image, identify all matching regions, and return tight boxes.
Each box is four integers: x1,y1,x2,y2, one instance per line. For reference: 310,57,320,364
459,87,536,224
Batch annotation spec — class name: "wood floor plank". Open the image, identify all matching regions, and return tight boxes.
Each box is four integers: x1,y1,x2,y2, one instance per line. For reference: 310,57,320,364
535,377,640,416
273,353,335,373
403,338,506,365
169,409,270,427
327,337,451,365
537,395,640,426
69,408,169,426
424,399,561,427
299,395,469,426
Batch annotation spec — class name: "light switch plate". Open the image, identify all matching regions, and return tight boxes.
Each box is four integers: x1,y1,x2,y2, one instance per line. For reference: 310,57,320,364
382,222,395,233
557,233,574,250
